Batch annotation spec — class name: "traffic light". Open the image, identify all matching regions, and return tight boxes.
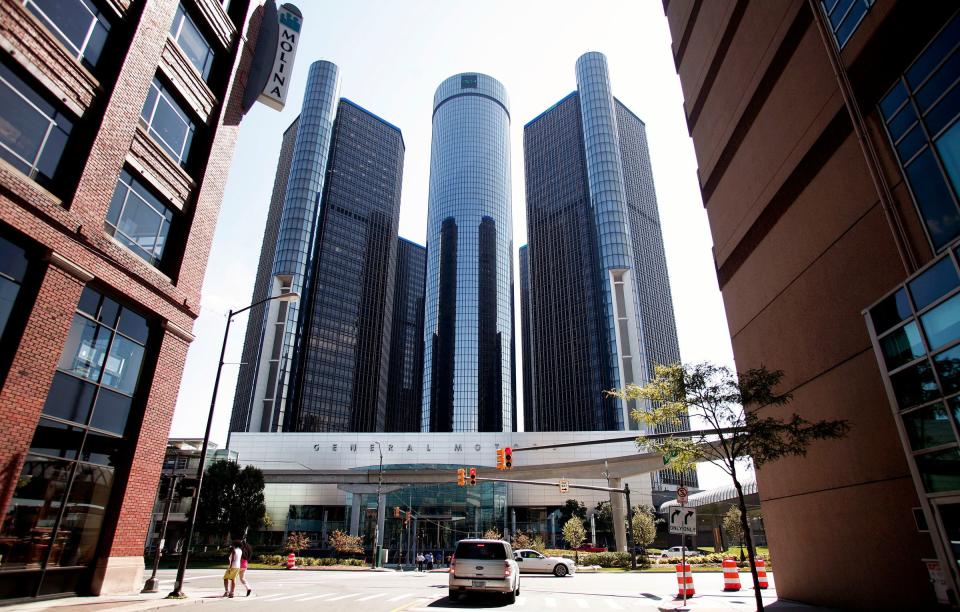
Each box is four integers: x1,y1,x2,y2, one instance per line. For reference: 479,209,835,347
457,468,465,486
394,506,401,518
504,447,513,469
496,448,505,470
469,467,477,486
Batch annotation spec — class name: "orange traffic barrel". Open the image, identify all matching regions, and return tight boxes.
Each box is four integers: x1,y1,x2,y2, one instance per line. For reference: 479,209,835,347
286,552,296,569
675,562,695,597
755,556,769,589
723,557,741,591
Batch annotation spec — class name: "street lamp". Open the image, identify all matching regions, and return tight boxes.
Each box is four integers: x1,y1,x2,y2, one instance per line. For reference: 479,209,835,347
372,441,383,568
168,291,299,598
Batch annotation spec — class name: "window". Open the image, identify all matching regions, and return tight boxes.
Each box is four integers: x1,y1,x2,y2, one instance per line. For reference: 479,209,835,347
0,288,148,575
820,0,874,49
23,0,111,70
0,235,29,340
140,77,197,167
880,14,960,251
105,170,174,266
0,61,74,191
169,3,215,80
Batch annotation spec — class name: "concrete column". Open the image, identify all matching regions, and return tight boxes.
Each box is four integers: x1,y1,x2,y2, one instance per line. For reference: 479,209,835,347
376,493,386,550
322,509,328,546
349,493,362,536
608,477,626,552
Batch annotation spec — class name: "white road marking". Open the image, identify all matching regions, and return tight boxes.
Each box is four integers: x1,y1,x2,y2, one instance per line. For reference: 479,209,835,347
325,592,362,601
387,592,417,601
575,598,589,608
544,597,557,607
604,599,623,609
296,593,337,601
355,592,387,601
254,592,313,601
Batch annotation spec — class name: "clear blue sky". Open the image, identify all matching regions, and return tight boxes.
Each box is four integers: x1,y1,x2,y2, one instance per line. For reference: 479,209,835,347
170,0,738,487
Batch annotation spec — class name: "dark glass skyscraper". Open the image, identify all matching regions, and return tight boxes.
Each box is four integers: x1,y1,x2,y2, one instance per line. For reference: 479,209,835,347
523,52,682,434
231,61,405,434
423,73,515,432
385,238,426,432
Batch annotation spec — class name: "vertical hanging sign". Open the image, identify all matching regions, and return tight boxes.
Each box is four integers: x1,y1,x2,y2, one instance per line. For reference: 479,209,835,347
242,1,303,114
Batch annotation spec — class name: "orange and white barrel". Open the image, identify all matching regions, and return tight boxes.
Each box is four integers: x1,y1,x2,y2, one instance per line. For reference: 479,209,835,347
675,562,695,597
755,556,768,589
723,557,741,591
286,552,296,569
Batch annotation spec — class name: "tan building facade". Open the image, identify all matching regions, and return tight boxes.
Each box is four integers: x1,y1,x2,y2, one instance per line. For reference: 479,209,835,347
663,1,959,608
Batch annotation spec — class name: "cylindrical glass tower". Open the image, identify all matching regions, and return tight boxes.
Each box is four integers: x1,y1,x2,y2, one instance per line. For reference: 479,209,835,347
422,73,514,432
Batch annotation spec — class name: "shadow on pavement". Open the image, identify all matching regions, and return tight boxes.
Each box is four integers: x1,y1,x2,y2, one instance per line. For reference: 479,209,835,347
428,593,514,608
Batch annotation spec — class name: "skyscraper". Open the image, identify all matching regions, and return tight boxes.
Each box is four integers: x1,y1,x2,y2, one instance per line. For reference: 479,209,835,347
523,52,682,435
385,238,426,432
423,73,515,433
231,61,405,434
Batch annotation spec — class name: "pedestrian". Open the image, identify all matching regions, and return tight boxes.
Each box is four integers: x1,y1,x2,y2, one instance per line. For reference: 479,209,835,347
426,551,433,571
238,539,253,596
416,552,424,572
222,540,243,597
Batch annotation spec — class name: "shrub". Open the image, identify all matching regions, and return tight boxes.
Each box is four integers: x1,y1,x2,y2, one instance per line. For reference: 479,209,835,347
578,552,631,567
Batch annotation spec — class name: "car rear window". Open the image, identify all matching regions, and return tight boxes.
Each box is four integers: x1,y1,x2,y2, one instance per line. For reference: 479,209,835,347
455,542,507,560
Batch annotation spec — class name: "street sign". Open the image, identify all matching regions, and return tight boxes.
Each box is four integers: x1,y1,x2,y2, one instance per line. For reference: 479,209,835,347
677,486,688,505
559,479,569,493
668,507,697,535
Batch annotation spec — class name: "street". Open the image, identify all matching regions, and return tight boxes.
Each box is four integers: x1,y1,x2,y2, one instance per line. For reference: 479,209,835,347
137,568,831,611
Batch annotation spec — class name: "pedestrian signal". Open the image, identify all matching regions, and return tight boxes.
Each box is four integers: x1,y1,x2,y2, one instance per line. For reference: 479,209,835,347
457,468,465,486
496,448,505,470
469,467,477,486
504,447,513,469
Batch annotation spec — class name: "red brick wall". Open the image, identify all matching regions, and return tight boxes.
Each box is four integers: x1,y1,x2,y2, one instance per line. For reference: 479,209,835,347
0,262,86,514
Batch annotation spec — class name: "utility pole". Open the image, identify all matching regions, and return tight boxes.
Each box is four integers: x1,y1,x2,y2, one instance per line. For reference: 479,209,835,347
373,441,383,568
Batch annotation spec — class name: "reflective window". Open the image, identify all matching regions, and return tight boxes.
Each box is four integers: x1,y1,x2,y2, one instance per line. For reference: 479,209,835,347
880,14,960,251
23,0,111,70
934,344,960,395
915,447,960,493
169,4,214,80
105,170,174,266
904,403,957,450
820,0,874,49
880,321,925,370
909,256,959,310
922,292,960,350
0,61,74,191
0,235,29,340
140,77,196,167
871,288,912,334
890,359,940,408
938,504,960,571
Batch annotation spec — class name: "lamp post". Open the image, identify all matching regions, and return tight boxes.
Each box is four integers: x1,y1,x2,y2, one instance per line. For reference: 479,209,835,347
372,441,383,568
168,291,299,598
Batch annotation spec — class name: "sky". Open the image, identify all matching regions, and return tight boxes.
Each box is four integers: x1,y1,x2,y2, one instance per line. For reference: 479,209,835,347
170,0,738,488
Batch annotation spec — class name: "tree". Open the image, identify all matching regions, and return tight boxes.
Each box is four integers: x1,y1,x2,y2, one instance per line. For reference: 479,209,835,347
510,530,533,550
328,530,363,559
285,531,310,555
194,459,266,543
610,362,850,612
483,527,502,540
723,506,746,561
558,499,587,527
561,517,586,564
630,505,657,559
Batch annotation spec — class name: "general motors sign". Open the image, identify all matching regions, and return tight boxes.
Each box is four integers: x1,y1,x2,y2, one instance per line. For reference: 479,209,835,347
242,1,302,113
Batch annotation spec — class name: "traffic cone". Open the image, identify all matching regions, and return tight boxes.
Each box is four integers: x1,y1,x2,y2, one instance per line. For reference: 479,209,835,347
754,556,768,589
675,562,695,597
722,557,741,591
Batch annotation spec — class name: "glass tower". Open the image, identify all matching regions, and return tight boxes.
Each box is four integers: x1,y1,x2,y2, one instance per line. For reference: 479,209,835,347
385,238,427,432
423,73,515,432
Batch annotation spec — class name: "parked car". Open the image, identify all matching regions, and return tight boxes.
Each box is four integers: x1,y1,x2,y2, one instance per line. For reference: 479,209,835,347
574,544,607,553
449,539,520,603
659,546,700,558
514,549,576,576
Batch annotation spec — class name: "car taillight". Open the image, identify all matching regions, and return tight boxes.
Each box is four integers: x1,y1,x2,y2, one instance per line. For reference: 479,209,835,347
504,560,512,577
450,555,455,571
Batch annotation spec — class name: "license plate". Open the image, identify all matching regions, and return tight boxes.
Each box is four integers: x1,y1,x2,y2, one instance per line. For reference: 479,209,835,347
471,580,486,587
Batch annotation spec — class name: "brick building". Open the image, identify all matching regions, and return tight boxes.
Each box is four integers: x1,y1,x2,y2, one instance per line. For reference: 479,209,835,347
0,0,265,599
663,0,959,608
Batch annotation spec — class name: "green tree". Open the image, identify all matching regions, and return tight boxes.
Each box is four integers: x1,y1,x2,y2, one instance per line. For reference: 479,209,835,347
328,530,363,559
285,531,310,555
561,517,586,564
195,459,266,543
510,530,533,550
723,506,746,561
610,362,849,612
559,499,587,527
630,505,657,555
593,502,612,545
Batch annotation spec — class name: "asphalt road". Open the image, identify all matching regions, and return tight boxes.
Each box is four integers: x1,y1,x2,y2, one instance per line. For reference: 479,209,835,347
148,567,833,611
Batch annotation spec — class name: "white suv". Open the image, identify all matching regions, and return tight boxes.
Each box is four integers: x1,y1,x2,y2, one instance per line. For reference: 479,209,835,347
449,539,520,603
660,546,700,558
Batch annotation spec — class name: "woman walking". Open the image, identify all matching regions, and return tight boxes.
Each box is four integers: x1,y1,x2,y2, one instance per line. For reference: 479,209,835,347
238,540,253,596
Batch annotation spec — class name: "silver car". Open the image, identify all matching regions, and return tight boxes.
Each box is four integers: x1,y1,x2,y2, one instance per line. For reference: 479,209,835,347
513,549,576,576
449,539,520,603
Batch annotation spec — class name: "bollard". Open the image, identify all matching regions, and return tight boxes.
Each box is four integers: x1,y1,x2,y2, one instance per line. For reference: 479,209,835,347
287,552,296,569
675,562,695,598
754,556,768,589
723,557,741,591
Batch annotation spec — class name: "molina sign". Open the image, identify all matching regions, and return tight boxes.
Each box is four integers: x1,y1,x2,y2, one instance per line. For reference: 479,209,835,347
242,1,302,113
